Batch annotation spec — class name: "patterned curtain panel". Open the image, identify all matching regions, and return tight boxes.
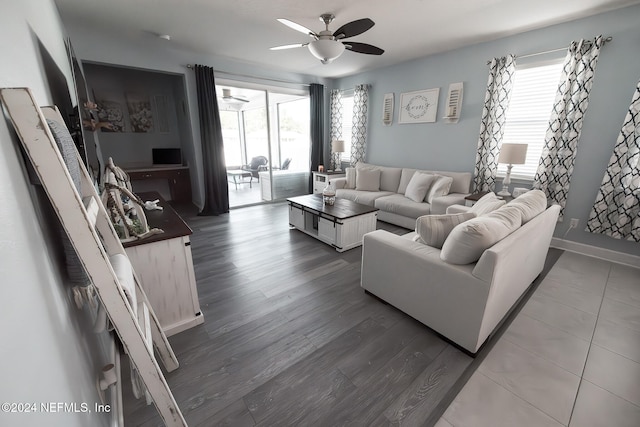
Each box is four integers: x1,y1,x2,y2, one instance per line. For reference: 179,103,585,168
472,55,516,192
586,79,640,241
533,36,604,219
351,84,369,166
329,89,343,170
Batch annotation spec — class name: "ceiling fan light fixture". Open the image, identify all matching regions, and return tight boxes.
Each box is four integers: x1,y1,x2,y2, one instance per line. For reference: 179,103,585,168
308,39,345,64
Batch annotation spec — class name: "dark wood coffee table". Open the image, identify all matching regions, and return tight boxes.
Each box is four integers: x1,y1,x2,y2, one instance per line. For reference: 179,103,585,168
287,194,378,252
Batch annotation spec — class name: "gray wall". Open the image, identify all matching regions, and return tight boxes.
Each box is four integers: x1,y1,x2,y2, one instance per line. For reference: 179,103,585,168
0,1,112,426
63,20,331,208
84,63,187,168
335,4,640,257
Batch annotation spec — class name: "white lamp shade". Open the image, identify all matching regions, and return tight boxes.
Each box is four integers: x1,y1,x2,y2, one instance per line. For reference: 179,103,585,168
498,143,528,165
308,40,345,64
331,139,345,153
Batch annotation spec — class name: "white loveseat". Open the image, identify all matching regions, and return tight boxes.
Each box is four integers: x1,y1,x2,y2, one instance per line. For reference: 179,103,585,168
332,163,472,229
360,191,560,353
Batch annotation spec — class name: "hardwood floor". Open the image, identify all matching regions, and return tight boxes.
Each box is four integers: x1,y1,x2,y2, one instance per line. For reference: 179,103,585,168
122,202,557,426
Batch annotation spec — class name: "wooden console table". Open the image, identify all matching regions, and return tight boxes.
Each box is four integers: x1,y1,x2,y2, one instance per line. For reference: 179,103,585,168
126,166,192,202
123,191,203,336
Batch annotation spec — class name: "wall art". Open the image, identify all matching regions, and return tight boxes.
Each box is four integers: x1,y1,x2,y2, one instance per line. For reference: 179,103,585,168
126,93,153,133
95,100,125,132
398,88,440,124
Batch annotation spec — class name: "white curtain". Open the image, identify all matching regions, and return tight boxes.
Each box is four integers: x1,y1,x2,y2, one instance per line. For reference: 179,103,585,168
329,89,343,170
533,36,604,219
351,84,369,166
472,55,516,192
586,78,640,241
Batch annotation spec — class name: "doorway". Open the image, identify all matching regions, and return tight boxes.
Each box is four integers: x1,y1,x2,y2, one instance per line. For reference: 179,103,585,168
217,83,310,208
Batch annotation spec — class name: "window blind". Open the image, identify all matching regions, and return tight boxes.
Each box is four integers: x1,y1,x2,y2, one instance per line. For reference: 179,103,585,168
498,61,564,179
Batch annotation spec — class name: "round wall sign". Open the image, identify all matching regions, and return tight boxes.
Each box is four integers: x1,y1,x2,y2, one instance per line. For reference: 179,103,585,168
404,95,430,119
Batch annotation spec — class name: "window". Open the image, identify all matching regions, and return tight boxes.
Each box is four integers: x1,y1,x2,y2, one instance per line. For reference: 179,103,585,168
340,93,354,163
498,60,564,179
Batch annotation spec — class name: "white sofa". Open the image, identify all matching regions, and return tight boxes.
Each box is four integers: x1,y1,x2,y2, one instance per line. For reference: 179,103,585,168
360,191,560,353
332,162,472,229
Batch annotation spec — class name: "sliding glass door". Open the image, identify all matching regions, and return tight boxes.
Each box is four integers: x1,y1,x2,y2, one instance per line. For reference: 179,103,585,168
217,82,310,207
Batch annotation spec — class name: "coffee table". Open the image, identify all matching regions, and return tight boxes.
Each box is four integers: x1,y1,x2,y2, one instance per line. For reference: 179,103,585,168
287,194,378,252
227,169,253,189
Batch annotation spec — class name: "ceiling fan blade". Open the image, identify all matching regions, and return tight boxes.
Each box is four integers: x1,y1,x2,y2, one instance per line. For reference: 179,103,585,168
344,42,384,55
333,18,374,39
232,96,249,103
277,18,317,38
269,43,308,51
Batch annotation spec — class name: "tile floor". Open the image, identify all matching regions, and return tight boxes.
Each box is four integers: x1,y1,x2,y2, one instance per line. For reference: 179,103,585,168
437,251,640,427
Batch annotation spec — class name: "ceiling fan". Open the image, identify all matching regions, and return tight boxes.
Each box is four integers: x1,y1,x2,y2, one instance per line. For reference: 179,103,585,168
221,88,249,103
270,13,384,64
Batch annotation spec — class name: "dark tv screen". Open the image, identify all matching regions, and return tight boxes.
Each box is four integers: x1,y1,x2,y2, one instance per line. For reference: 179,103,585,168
152,148,182,165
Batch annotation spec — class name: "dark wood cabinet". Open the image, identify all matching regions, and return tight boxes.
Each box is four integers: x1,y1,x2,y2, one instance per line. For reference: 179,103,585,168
126,166,192,202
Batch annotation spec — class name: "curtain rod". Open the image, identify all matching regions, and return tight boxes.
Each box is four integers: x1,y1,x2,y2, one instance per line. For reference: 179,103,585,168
185,64,310,87
486,36,612,65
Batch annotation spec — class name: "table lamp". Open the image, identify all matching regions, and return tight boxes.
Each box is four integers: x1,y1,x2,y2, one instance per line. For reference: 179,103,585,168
497,143,528,197
331,140,345,172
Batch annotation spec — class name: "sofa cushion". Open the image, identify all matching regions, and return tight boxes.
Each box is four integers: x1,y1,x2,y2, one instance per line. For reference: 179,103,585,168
356,168,381,191
404,172,436,203
470,192,506,216
345,167,356,189
440,207,522,265
374,194,432,218
357,162,402,192
432,171,472,194
507,189,547,223
398,168,419,194
426,175,454,203
399,169,471,195
335,189,394,207
415,212,477,249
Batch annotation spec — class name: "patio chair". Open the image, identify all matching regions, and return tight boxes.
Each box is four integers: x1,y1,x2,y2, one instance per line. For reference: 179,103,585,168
241,156,268,179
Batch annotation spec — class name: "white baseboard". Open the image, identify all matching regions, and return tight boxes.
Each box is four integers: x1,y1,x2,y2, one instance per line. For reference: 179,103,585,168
551,237,640,267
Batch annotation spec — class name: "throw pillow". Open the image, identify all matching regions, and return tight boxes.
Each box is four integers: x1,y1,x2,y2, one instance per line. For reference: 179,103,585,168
404,172,436,203
507,189,547,223
426,175,454,203
415,212,477,249
470,192,506,216
345,167,356,189
355,168,381,192
440,207,522,265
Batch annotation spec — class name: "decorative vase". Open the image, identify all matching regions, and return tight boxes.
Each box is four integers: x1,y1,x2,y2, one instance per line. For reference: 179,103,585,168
322,183,336,205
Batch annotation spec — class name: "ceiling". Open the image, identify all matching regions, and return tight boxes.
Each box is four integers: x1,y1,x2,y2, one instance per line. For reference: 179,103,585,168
55,0,640,78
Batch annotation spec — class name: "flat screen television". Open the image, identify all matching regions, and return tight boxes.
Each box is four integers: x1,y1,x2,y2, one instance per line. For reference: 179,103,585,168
152,148,182,165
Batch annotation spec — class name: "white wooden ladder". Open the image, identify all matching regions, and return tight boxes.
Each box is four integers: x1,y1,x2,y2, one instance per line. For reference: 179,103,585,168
0,87,187,426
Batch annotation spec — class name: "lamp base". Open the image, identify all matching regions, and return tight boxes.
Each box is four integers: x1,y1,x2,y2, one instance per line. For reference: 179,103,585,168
497,189,511,197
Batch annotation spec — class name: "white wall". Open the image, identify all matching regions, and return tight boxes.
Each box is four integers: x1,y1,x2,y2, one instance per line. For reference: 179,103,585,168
335,4,640,257
0,1,111,426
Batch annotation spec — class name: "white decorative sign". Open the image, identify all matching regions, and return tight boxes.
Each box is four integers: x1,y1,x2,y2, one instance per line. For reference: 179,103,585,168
398,88,440,124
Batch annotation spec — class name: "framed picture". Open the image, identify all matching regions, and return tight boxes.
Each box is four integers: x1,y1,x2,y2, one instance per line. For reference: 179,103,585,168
95,99,125,132
398,88,440,124
126,92,153,133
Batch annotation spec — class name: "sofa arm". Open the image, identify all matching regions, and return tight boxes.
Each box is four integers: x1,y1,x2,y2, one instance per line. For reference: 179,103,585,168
446,204,471,214
430,193,469,214
332,177,347,189
361,230,491,352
